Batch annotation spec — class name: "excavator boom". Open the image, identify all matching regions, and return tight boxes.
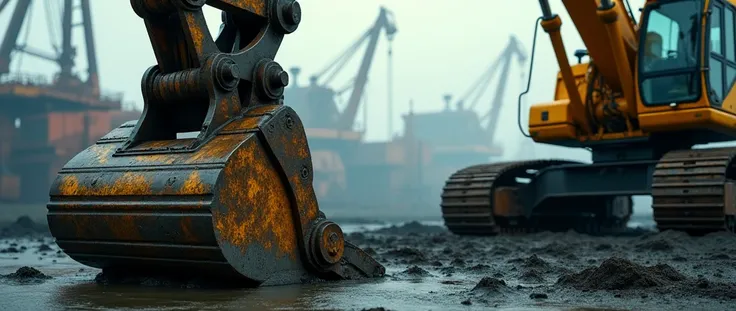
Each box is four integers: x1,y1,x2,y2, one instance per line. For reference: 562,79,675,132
46,0,384,286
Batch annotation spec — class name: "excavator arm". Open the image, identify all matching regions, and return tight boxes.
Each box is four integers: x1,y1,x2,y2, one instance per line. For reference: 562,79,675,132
539,0,639,128
46,0,384,286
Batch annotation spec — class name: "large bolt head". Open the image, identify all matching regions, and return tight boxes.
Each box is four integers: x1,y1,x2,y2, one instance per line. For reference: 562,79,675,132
270,70,289,88
283,1,301,25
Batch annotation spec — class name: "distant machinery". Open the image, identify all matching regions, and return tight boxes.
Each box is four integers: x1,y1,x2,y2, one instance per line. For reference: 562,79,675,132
283,7,397,214
0,0,140,203
402,35,528,205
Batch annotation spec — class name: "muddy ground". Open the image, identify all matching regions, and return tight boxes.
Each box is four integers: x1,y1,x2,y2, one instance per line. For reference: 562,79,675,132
0,216,734,311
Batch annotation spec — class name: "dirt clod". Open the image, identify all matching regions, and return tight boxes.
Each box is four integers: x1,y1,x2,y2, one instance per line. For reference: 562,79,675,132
472,277,507,291
558,257,685,290
401,265,430,277
2,266,52,283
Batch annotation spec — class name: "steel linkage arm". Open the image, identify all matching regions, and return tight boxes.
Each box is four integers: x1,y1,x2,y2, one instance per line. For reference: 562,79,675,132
123,0,300,150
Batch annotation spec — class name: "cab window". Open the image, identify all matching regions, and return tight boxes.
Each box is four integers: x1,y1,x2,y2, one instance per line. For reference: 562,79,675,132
708,1,736,106
639,0,702,106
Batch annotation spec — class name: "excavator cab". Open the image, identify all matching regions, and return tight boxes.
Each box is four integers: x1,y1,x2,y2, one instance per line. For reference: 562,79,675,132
637,0,736,136
638,0,702,106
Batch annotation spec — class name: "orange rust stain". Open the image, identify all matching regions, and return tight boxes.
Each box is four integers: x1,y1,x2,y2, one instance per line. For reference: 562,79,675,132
179,217,201,244
247,104,278,115
185,14,205,54
219,97,230,120
291,174,318,227
293,136,309,159
241,0,266,16
223,116,261,132
133,154,178,164
184,136,239,163
54,214,143,242
213,139,298,260
58,172,153,196
181,171,207,194
108,214,144,241
88,144,115,164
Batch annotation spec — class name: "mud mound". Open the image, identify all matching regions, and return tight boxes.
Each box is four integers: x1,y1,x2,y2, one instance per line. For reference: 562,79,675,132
558,257,685,290
635,239,674,251
520,269,545,283
472,277,507,292
531,241,577,257
371,221,446,235
1,266,52,283
634,230,690,252
400,266,431,277
0,216,50,238
521,254,550,270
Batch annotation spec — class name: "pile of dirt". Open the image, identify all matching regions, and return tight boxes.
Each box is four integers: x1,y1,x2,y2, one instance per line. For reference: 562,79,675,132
370,221,446,235
472,277,507,292
400,265,431,277
634,230,690,252
0,216,50,238
1,266,52,283
557,257,686,290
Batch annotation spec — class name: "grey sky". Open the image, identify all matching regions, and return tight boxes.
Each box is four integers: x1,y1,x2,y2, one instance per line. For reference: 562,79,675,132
1,0,651,161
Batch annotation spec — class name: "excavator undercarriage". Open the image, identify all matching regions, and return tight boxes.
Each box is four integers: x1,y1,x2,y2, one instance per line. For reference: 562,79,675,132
442,144,736,236
46,0,384,286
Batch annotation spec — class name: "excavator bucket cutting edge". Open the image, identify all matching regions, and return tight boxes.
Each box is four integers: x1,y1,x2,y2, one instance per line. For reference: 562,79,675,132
45,0,384,287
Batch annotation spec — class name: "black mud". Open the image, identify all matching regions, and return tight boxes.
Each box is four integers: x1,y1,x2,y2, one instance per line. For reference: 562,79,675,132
349,222,736,309
1,266,52,284
2,218,736,310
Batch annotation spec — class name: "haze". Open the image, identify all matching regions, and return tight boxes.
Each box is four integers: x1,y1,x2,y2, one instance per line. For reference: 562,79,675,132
1,0,674,216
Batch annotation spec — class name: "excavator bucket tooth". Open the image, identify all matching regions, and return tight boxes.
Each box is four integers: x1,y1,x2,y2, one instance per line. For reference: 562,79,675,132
46,0,384,286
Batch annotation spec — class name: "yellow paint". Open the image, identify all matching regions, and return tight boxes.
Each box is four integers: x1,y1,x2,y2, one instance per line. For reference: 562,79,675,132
529,0,736,146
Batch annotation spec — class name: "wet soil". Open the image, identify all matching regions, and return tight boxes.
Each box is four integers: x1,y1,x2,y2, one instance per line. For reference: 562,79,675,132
0,219,735,310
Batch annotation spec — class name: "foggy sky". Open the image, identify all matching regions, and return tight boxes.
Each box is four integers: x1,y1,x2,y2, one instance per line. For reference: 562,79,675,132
0,0,652,162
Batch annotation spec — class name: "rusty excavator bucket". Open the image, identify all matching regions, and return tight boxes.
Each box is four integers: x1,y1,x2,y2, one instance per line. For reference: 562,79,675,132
45,0,384,286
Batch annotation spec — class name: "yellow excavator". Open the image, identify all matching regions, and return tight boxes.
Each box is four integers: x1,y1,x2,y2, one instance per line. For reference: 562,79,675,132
441,0,736,235
45,0,384,286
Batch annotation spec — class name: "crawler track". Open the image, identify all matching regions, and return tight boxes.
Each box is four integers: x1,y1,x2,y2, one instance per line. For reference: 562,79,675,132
652,147,736,234
440,160,575,235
